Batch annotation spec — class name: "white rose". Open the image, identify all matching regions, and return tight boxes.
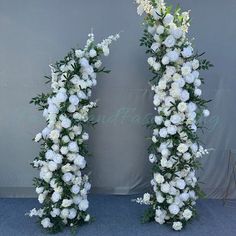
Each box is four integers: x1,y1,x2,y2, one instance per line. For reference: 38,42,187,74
172,221,182,231
38,193,46,204
61,118,71,128
36,187,44,194
45,150,55,160
50,208,60,217
159,128,168,138
153,62,161,71
176,179,186,190
183,153,191,161
203,109,210,117
163,35,176,48
147,57,155,66
167,50,180,62
149,154,157,163
74,155,86,169
41,218,52,228
51,191,61,203
183,209,193,220
180,90,190,102
194,78,201,87
79,199,89,211
71,185,80,194
156,25,164,34
34,133,42,142
163,14,174,25
177,143,188,153
49,130,60,142
171,27,183,39
89,49,97,58
169,204,180,215
48,161,57,172
61,199,73,208
75,49,84,58
181,65,191,76
82,132,89,140
68,141,79,152
170,114,181,125
167,125,177,135
69,95,79,106
192,59,199,70
60,146,69,155
61,208,69,219
161,183,170,193
154,173,164,184
185,73,195,84
143,193,151,203
155,116,163,125
84,214,91,222
151,42,160,52
182,46,193,58
177,102,187,112
53,154,63,164
156,193,165,203
161,55,170,65
194,88,202,96
62,172,73,182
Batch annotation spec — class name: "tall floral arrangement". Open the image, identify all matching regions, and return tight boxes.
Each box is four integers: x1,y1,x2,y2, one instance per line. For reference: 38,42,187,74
28,32,119,233
135,0,212,231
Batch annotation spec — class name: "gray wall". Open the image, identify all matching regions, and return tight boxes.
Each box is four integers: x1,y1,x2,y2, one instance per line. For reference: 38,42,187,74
0,0,236,198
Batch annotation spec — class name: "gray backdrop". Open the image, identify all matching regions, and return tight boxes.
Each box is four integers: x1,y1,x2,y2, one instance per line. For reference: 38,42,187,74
0,0,236,199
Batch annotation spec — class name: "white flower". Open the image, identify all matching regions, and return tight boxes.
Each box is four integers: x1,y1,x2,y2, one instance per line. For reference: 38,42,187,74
177,102,187,112
171,27,183,39
163,14,174,25
182,46,193,58
69,95,79,106
194,88,202,96
48,161,57,172
159,128,168,138
177,143,188,153
51,191,61,203
154,116,163,125
94,60,102,68
61,209,69,219
180,90,190,102
183,209,193,220
203,109,210,117
60,146,69,155
85,214,91,222
38,193,46,204
192,59,199,70
161,55,170,65
68,141,79,152
151,42,160,52
50,208,60,217
89,49,97,58
148,57,155,66
176,179,186,190
53,154,63,164
79,199,89,211
156,25,164,34
74,155,86,169
170,114,181,125
161,183,170,193
172,221,182,231
61,117,71,128
154,173,164,184
75,49,84,58
71,185,80,194
61,199,73,208
143,193,151,203
62,172,73,182
34,133,42,142
149,154,157,163
169,204,180,215
36,187,44,194
82,132,89,140
181,65,191,76
167,50,180,62
49,130,60,142
163,35,176,48
41,218,53,228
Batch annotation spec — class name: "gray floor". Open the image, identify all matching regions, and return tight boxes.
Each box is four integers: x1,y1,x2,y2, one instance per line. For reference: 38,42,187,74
0,196,236,236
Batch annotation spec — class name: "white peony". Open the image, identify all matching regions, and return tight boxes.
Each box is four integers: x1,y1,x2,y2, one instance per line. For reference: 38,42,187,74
89,49,97,58
61,199,73,208
177,102,187,112
176,179,186,190
51,191,61,203
156,25,164,34
161,183,170,193
68,141,79,152
182,46,193,58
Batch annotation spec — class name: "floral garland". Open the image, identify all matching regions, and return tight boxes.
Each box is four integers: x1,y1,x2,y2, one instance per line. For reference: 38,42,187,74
135,0,212,231
28,32,119,233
